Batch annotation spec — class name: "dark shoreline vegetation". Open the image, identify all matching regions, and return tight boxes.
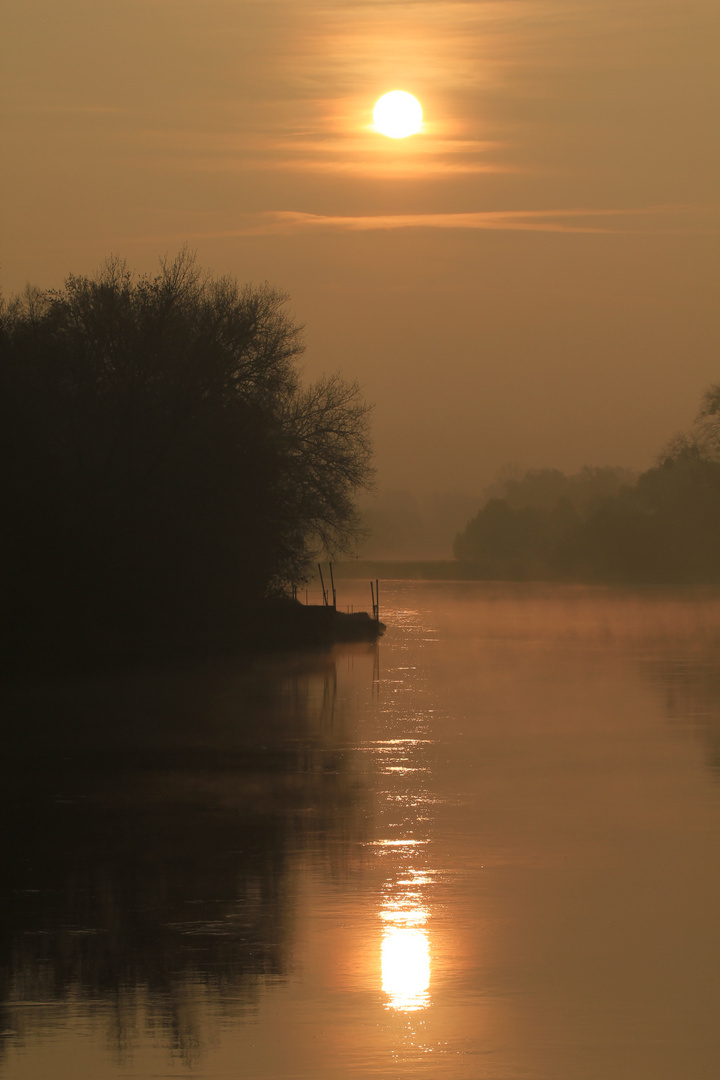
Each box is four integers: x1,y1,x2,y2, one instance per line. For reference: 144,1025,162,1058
450,393,720,585
0,252,379,678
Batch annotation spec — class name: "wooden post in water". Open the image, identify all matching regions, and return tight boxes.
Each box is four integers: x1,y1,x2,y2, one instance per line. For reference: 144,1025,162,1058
318,563,328,606
329,562,337,610
370,580,376,620
376,578,380,623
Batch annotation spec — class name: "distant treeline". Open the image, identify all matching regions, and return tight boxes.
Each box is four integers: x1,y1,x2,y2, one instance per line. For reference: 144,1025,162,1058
0,252,372,670
455,387,720,584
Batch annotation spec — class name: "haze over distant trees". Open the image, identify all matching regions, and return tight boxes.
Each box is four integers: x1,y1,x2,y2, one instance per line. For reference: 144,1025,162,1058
455,385,720,584
359,490,479,560
0,251,373,668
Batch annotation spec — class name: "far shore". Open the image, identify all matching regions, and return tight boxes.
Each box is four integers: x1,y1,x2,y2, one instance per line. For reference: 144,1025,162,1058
331,560,720,587
332,559,519,581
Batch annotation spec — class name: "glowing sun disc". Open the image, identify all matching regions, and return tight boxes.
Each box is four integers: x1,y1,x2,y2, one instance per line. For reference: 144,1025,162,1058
373,91,423,139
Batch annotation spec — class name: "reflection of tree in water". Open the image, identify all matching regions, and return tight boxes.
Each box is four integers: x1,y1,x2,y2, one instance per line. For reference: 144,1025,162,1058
0,653,369,1062
640,651,720,777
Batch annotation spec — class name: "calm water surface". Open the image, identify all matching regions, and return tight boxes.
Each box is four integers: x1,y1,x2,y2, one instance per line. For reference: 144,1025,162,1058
3,582,720,1079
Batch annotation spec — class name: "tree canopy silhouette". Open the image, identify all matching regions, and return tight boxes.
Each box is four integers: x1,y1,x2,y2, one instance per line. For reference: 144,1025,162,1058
454,466,636,579
0,251,373,666
454,390,720,585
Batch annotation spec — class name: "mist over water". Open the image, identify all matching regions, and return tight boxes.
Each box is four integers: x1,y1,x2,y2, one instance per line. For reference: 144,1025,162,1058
3,582,720,1079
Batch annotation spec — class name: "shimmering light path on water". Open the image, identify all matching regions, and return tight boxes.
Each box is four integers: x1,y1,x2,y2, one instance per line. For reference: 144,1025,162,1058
2,583,720,1078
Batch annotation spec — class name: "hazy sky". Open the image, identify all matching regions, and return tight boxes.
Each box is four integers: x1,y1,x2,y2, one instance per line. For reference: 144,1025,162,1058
2,0,719,495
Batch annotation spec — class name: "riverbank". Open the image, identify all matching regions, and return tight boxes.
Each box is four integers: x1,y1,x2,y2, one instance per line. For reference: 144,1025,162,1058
2,596,384,684
254,597,385,649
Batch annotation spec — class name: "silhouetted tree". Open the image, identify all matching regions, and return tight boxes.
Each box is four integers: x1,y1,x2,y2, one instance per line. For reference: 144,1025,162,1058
0,251,373,666
661,383,720,465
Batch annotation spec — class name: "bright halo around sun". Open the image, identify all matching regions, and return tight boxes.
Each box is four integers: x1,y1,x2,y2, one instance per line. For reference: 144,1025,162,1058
373,91,423,139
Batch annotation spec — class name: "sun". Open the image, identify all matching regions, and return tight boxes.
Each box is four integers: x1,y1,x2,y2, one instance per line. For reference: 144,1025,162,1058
373,91,423,139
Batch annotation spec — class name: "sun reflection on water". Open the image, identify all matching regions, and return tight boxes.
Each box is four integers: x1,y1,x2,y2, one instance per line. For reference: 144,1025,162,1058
376,854,434,1011
359,635,444,1016
381,924,431,1012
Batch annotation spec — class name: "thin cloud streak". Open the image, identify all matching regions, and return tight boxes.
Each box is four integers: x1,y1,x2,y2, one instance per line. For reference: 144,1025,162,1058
2,105,127,116
185,158,509,177
136,129,506,177
204,205,708,237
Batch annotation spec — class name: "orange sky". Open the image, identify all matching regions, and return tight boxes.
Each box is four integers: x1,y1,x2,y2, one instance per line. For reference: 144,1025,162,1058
2,0,719,496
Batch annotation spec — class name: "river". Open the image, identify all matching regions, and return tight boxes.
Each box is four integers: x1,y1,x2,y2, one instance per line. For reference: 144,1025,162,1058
2,581,720,1079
